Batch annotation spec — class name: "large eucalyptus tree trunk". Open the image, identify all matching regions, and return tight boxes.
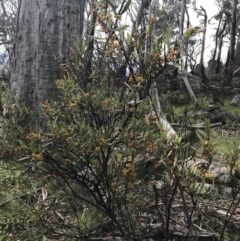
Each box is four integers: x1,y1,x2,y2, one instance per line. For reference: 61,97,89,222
11,0,85,129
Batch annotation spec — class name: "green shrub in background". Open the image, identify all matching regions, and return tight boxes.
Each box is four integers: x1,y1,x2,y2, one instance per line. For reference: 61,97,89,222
0,74,162,239
0,74,218,240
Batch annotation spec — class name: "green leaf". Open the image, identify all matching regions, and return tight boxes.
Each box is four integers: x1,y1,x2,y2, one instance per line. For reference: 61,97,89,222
114,25,129,32
204,119,211,136
126,32,132,45
30,141,37,153
192,166,198,175
44,132,54,137
199,176,206,192
124,82,133,90
136,38,140,50
107,0,116,9
183,27,194,39
196,129,207,139
196,129,205,143
173,157,178,167
148,26,153,37
0,140,13,151
120,0,132,14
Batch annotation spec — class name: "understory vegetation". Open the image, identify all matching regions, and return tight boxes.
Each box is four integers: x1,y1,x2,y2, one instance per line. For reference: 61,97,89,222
0,58,240,241
1,1,240,241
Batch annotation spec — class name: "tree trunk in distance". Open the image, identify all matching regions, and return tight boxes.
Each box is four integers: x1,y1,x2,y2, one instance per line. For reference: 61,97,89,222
199,6,207,82
230,0,237,62
211,12,222,75
234,42,240,67
11,0,85,129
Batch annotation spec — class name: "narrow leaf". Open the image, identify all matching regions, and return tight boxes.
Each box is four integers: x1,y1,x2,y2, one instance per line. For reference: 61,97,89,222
196,129,204,143
199,176,206,192
114,25,129,32
126,32,132,45
107,0,116,9
148,26,153,37
204,119,210,136
120,0,132,14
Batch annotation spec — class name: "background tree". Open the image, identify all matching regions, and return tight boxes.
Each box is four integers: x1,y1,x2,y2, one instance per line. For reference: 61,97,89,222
196,6,208,81
229,0,237,62
10,0,85,129
209,4,229,74
0,0,17,48
0,0,17,80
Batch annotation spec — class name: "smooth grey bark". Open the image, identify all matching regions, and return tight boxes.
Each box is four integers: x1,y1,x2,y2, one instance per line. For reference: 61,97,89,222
11,0,85,128
230,0,237,62
211,12,228,74
179,0,186,37
198,6,207,82
211,15,222,74
234,42,240,67
184,6,190,71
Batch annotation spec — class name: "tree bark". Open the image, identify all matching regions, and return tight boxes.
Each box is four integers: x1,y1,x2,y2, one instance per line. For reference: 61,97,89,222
211,12,222,74
11,0,85,129
199,6,207,82
230,0,237,62
179,0,186,37
214,17,227,74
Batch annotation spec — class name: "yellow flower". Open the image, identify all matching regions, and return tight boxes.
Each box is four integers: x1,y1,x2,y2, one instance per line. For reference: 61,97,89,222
154,54,163,64
91,8,97,14
115,14,122,20
204,171,214,181
70,102,77,109
30,133,41,139
101,98,110,108
99,138,106,146
122,170,127,176
95,146,101,152
78,60,84,67
125,163,133,169
136,76,144,83
127,142,134,147
113,42,120,48
32,153,43,161
84,92,90,98
102,14,110,20
128,74,135,83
